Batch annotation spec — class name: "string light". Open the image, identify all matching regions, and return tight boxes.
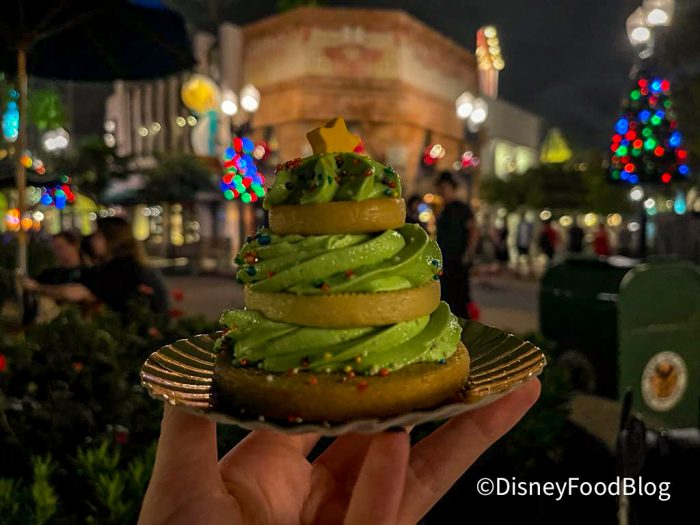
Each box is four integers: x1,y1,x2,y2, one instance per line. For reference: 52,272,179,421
220,136,266,204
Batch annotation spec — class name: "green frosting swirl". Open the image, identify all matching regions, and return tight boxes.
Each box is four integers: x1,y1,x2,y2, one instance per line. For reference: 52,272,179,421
216,302,461,375
263,152,401,209
236,224,442,294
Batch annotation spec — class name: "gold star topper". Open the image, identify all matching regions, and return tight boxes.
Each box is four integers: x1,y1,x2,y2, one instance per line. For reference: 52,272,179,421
306,117,361,155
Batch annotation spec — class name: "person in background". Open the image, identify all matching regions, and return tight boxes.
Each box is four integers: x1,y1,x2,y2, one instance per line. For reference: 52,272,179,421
538,218,558,263
490,219,509,274
24,218,168,315
515,213,534,276
406,194,422,225
568,217,585,254
36,231,83,285
434,171,478,319
593,223,611,256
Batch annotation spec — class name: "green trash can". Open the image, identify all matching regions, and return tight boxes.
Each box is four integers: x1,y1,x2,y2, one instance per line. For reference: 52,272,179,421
540,256,634,397
618,260,700,428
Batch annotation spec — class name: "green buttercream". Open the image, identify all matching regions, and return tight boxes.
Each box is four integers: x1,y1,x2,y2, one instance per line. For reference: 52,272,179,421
263,152,401,209
237,224,442,294
216,302,461,374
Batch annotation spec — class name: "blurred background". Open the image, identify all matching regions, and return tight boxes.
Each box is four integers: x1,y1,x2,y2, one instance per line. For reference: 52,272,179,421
0,0,698,523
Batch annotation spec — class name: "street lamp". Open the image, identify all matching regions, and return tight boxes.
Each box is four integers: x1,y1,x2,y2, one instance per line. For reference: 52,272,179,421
42,127,70,152
455,91,488,129
643,0,674,26
627,7,652,46
239,83,261,113
220,88,239,116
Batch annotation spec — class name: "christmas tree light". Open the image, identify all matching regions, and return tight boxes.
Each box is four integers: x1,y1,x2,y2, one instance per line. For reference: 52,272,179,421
609,72,690,185
220,136,266,203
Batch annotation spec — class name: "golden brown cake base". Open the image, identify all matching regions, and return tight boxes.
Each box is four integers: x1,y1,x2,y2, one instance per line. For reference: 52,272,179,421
244,280,441,327
213,342,469,422
268,198,406,235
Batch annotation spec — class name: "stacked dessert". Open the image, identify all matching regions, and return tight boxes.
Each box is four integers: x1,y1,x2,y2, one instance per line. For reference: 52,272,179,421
214,117,469,422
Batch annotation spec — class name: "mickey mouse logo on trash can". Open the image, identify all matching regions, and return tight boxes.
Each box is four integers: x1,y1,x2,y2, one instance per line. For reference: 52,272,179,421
641,351,688,411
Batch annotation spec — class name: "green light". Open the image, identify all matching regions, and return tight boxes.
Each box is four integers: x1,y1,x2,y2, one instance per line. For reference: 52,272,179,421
253,184,265,197
651,115,662,126
241,193,252,203
224,189,234,200
617,146,628,155
60,175,69,183
663,99,672,108
233,175,242,184
644,138,656,150
642,128,652,137
611,170,620,180
630,90,641,100
632,148,642,156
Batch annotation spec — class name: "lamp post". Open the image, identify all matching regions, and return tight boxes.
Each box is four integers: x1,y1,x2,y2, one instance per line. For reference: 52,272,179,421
455,91,489,200
220,82,260,137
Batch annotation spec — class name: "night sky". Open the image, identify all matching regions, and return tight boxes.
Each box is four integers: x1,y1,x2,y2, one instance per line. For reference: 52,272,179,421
173,0,643,149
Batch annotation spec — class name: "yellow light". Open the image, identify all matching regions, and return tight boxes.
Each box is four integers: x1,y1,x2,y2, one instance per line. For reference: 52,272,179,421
423,193,435,204
483,26,497,38
583,213,598,227
418,210,432,222
539,210,552,221
559,215,573,227
175,116,186,127
606,213,622,227
186,115,197,126
20,155,32,168
138,126,149,137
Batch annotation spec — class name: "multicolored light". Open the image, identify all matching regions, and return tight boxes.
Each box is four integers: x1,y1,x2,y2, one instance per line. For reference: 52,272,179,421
39,181,75,209
220,136,266,203
609,73,690,185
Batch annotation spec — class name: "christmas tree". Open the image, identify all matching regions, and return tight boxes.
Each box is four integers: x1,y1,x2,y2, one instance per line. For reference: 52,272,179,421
609,71,691,185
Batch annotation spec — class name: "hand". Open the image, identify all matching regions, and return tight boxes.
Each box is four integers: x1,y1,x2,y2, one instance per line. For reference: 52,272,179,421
20,277,40,292
139,379,539,525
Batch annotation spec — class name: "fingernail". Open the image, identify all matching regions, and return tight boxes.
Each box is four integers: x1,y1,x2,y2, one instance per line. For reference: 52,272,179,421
386,426,406,433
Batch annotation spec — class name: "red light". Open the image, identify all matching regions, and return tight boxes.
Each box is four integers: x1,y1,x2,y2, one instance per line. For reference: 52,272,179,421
638,78,648,88
670,121,677,129
223,174,233,184
621,156,630,164
640,87,649,96
629,121,638,129
654,146,665,157
633,139,643,149
625,131,636,140
612,156,620,163
677,149,688,159
661,173,671,183
649,96,657,107
258,173,266,184
232,189,240,198
249,193,258,203
612,134,622,143
624,163,635,173
661,80,670,91
611,144,619,152
242,176,253,188
233,137,243,152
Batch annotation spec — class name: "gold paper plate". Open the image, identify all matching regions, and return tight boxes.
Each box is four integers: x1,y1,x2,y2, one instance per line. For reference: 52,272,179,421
140,319,546,435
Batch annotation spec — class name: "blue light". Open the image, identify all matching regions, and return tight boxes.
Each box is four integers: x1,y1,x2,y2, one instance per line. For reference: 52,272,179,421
242,137,254,154
615,118,629,134
674,192,686,215
40,194,52,205
621,139,630,146
246,165,256,176
225,147,235,158
654,110,665,119
639,110,651,123
238,159,247,169
678,165,690,175
418,203,429,212
629,174,639,184
669,132,682,147
2,101,19,142
620,171,630,181
651,80,662,92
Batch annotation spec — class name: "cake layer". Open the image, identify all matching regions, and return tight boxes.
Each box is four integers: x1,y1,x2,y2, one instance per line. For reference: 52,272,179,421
244,280,440,327
213,342,469,422
268,198,406,235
